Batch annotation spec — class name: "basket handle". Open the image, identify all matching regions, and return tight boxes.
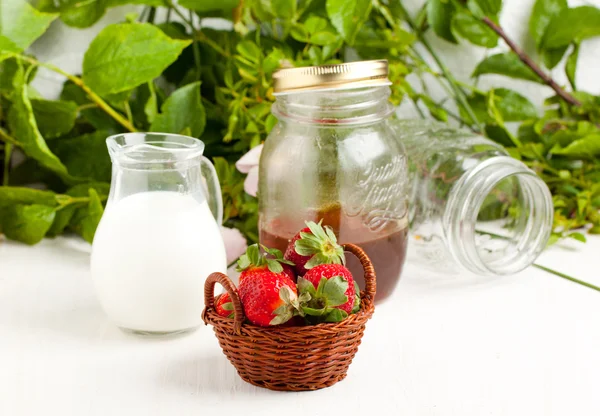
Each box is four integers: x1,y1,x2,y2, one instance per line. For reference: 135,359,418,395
343,243,376,302
202,272,245,335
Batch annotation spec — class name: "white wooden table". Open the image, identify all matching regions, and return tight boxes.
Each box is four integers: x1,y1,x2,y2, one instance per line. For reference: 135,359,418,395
1,235,599,415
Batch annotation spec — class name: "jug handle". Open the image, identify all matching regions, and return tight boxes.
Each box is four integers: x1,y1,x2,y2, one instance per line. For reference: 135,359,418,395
200,156,223,225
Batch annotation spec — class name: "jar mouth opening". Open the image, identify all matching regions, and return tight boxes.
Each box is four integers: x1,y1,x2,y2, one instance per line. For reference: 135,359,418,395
107,133,205,167
444,156,553,275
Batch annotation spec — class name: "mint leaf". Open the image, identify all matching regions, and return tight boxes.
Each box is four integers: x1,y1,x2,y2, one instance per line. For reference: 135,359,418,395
0,187,57,210
50,130,112,182
7,62,71,180
542,6,600,50
565,42,579,90
57,0,107,28
472,53,543,84
30,99,78,140
69,188,104,243
179,0,240,12
326,0,372,44
0,0,57,53
529,0,567,47
551,135,600,158
150,81,206,138
321,275,348,307
1,204,56,245
427,0,458,44
451,12,499,48
83,23,191,96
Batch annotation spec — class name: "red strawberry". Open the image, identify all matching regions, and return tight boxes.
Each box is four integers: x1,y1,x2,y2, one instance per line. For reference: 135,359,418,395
236,244,302,326
300,263,356,317
215,293,235,318
238,270,299,327
237,244,295,283
284,221,345,276
281,263,297,282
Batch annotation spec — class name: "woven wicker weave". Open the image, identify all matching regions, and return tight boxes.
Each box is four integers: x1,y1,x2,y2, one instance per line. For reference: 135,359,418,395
202,243,376,391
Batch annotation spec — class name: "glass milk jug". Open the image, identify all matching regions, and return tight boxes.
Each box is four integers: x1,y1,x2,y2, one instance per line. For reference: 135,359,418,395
259,60,409,302
391,119,553,276
91,133,227,336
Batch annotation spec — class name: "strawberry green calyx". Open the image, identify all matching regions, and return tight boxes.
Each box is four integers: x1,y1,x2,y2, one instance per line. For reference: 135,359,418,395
237,244,295,274
295,221,345,270
297,276,350,323
270,286,311,325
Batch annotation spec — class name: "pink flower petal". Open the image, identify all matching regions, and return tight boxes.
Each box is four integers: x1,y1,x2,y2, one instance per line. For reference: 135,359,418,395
235,144,263,174
220,226,248,265
243,166,259,197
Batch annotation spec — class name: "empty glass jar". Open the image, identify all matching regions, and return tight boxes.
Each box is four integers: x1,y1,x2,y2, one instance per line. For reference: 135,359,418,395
391,119,553,276
259,60,409,302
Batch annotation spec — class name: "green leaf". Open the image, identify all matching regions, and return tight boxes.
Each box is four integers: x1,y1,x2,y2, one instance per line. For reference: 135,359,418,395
30,99,78,139
270,0,296,19
565,42,579,90
567,232,586,243
541,45,568,69
150,81,206,138
50,130,111,182
70,188,104,243
7,63,71,180
59,81,121,133
472,53,543,84
83,23,191,96
0,187,57,209
144,81,158,124
266,259,284,273
57,0,107,28
451,12,499,48
0,203,55,245
326,0,372,44
0,0,57,53
0,57,36,94
105,0,165,6
311,32,339,46
323,308,348,323
427,0,457,44
492,88,538,122
461,89,537,125
321,275,348,307
304,16,328,34
419,94,448,122
179,0,239,11
529,0,567,47
470,0,502,17
236,40,261,63
551,134,600,158
542,6,600,50
297,277,317,298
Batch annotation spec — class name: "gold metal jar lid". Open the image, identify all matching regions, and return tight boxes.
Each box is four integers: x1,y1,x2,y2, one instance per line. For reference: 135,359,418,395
272,60,391,95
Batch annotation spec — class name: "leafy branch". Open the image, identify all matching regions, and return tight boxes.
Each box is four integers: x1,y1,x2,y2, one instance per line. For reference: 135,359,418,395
480,16,581,107
16,56,137,132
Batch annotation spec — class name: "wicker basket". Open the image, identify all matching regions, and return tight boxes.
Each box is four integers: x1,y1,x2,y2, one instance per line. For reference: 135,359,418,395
202,243,376,391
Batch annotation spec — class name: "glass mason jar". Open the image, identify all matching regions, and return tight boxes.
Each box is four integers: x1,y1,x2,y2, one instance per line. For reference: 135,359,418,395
390,119,553,276
259,60,409,302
